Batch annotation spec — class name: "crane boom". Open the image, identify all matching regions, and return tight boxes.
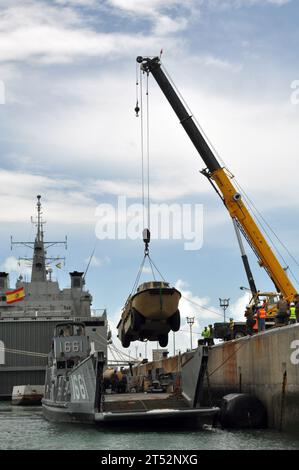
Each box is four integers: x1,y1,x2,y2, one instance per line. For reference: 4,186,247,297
137,56,297,301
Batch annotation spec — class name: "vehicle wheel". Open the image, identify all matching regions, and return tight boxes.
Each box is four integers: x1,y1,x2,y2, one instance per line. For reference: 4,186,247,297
169,310,180,332
158,334,168,348
131,308,143,331
121,335,131,348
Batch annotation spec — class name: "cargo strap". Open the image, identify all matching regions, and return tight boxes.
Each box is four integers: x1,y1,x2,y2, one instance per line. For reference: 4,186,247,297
130,253,167,295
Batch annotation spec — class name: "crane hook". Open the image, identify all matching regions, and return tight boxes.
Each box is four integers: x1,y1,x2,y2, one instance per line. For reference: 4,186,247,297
143,228,150,255
135,100,140,117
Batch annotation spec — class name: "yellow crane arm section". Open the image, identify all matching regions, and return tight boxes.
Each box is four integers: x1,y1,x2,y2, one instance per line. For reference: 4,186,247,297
211,167,296,301
137,56,297,302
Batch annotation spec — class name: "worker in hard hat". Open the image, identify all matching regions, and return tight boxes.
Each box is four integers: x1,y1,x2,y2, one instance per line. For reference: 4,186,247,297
257,302,266,332
245,304,255,335
276,294,289,327
208,324,215,346
201,326,210,345
289,302,297,324
252,305,258,334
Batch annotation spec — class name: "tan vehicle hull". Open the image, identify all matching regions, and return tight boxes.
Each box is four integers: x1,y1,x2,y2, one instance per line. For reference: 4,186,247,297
117,282,181,348
130,287,181,320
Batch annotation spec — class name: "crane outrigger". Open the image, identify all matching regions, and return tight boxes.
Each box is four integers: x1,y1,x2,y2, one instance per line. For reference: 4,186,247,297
136,56,297,305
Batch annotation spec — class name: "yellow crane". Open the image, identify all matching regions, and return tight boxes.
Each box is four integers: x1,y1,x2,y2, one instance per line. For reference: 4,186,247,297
136,56,297,303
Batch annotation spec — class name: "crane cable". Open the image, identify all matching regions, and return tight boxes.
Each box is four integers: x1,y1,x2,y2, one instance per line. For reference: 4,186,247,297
181,294,225,319
146,72,151,231
130,250,167,295
137,66,145,229
233,179,299,286
133,62,170,292
137,66,151,231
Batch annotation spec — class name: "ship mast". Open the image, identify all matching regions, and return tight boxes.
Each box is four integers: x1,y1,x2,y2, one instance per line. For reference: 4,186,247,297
36,194,42,243
31,195,46,281
11,195,67,283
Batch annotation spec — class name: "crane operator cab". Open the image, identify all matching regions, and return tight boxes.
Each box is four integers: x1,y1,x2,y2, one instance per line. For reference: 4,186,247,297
248,292,281,326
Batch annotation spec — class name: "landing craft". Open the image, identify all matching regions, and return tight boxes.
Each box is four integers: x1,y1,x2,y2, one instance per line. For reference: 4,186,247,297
42,321,219,425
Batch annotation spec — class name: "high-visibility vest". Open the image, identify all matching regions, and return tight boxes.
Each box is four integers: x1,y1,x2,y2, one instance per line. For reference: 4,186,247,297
258,308,266,319
202,328,210,339
290,307,296,320
253,314,258,331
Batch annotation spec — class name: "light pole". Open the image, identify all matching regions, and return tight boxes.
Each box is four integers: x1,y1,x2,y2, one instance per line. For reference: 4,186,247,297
173,331,175,357
219,298,230,323
186,317,195,350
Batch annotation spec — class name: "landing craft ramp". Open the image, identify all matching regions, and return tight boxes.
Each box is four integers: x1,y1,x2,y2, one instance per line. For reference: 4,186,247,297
96,346,219,424
96,392,217,423
103,392,189,412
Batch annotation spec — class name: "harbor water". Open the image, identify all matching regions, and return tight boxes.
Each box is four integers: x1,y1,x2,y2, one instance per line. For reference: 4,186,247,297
1,403,299,451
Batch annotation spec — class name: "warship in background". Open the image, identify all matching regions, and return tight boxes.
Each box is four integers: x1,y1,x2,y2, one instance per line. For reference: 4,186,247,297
0,195,107,399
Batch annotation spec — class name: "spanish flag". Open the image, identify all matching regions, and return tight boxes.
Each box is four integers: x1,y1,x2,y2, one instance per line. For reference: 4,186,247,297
6,288,25,304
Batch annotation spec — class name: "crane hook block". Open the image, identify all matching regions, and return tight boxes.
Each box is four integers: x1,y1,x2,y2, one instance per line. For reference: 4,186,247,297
135,103,140,117
143,228,150,244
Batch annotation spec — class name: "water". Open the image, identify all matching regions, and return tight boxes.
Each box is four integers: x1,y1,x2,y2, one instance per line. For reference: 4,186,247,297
1,402,299,450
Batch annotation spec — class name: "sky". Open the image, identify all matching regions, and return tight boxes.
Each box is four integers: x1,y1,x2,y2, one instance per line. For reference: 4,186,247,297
0,0,299,360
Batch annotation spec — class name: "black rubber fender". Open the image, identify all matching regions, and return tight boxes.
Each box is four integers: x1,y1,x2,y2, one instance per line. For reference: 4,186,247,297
219,393,267,429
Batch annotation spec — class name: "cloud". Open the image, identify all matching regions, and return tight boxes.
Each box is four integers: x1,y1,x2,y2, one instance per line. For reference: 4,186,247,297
0,170,97,224
91,176,208,200
0,256,32,278
229,292,251,321
83,255,111,267
108,0,198,35
0,27,168,65
175,279,222,322
5,55,298,214
0,0,291,65
1,2,296,216
0,1,185,64
142,266,152,274
54,0,98,5
188,54,242,72
207,0,291,7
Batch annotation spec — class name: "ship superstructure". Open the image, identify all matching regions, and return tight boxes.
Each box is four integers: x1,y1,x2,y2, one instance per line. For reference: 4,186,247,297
0,196,107,398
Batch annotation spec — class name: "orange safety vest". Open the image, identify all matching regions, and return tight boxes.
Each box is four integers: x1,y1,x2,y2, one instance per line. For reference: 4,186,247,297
253,314,258,331
258,308,267,319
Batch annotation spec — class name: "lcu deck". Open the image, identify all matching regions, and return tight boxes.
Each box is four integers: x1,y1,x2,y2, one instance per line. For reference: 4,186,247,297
103,392,189,413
